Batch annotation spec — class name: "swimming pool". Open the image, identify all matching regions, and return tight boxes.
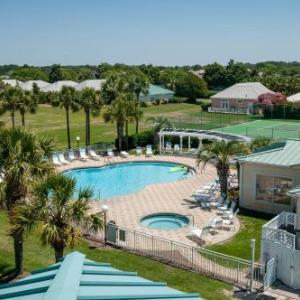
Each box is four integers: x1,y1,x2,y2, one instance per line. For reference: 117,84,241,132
140,213,190,230
64,161,192,200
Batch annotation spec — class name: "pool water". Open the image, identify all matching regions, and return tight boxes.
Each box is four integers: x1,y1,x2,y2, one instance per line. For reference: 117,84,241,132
140,213,190,230
64,162,192,200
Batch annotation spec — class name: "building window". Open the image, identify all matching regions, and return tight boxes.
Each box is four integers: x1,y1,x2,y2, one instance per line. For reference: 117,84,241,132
256,175,292,206
221,99,229,109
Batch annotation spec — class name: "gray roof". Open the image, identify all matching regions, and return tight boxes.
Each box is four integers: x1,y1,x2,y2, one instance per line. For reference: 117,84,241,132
41,80,77,92
239,139,300,167
74,79,106,91
21,80,49,91
211,82,273,100
287,92,300,102
0,251,202,300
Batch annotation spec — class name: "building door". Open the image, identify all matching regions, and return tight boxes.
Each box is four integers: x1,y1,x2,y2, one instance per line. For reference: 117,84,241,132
221,99,229,111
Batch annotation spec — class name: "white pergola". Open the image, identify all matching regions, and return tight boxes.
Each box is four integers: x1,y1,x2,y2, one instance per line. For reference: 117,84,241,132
158,128,251,154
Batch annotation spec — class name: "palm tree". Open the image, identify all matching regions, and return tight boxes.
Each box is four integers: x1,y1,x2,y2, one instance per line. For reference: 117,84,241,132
147,116,173,146
78,88,102,147
127,72,149,133
12,173,104,262
103,93,133,151
18,90,38,127
0,128,54,275
0,85,22,128
51,86,79,149
197,140,242,197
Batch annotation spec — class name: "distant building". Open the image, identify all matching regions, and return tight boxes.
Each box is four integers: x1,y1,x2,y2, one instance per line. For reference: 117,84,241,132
140,84,174,102
287,92,300,103
210,82,273,114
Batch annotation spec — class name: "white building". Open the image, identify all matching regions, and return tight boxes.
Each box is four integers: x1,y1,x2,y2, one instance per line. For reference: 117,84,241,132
287,92,300,103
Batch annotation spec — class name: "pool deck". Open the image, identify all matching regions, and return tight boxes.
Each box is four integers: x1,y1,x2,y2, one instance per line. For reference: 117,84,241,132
57,155,240,247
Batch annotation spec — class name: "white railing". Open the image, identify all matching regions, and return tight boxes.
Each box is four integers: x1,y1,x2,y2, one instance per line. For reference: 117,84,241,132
262,212,297,250
208,107,250,114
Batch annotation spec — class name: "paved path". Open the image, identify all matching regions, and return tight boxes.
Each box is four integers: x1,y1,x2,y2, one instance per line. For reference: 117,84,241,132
57,155,239,246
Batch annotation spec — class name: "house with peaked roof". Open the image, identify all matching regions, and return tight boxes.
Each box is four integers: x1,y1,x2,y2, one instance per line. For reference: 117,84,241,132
239,139,300,214
0,251,203,300
140,84,174,102
210,82,273,114
287,92,300,103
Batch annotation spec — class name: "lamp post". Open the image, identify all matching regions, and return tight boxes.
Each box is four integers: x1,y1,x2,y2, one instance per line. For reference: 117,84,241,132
101,204,109,243
250,239,256,293
76,136,80,149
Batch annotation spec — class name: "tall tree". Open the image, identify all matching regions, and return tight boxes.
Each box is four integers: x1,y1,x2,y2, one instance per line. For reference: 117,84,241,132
0,129,54,275
127,71,149,133
103,93,134,151
197,140,242,197
12,173,104,262
51,86,79,149
18,90,38,127
49,64,63,83
78,88,102,146
0,85,22,128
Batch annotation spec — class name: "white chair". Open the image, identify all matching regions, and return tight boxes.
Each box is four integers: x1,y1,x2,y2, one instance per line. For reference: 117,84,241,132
107,148,114,158
174,144,180,153
165,142,172,153
52,154,62,166
88,149,101,160
207,218,223,230
58,153,69,165
136,146,142,156
217,199,230,212
79,148,89,161
120,151,129,158
188,226,210,241
67,150,76,161
146,145,153,157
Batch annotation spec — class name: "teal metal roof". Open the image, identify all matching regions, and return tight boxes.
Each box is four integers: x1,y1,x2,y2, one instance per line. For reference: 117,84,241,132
0,252,203,300
239,139,300,167
143,84,174,97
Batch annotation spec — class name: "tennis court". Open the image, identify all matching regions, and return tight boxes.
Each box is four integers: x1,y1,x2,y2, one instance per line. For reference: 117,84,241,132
217,119,300,141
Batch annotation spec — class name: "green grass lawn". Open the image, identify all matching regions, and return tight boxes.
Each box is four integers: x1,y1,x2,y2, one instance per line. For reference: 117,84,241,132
0,103,253,150
218,119,300,141
207,209,272,261
0,210,232,300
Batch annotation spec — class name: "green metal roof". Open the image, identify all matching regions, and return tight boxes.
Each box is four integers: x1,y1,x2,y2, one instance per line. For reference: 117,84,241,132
0,251,202,300
142,85,174,97
239,139,300,167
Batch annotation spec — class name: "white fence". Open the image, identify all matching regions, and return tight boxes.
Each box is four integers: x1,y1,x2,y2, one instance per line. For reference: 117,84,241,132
86,223,265,292
262,212,297,250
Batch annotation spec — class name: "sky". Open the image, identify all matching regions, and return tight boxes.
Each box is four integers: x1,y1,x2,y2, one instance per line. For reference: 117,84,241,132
0,0,300,66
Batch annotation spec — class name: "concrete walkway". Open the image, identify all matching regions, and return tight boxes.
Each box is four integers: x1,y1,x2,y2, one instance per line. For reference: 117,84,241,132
57,155,239,246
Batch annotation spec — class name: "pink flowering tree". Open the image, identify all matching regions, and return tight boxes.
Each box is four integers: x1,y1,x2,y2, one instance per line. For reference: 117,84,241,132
257,92,287,106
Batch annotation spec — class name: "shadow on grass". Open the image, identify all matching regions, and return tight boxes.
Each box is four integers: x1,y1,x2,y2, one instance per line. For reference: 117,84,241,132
0,263,15,283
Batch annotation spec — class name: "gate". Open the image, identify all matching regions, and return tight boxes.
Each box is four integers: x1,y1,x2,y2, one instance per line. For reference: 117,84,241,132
263,257,277,290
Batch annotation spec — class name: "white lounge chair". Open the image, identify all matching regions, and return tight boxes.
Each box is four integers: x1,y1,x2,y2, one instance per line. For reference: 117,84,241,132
146,145,153,157
207,218,223,230
58,153,69,165
165,142,172,153
79,148,89,161
120,151,129,158
136,146,142,156
107,148,114,158
52,154,62,166
68,150,76,161
88,149,101,160
174,144,180,153
217,199,230,212
223,209,239,226
188,226,210,242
